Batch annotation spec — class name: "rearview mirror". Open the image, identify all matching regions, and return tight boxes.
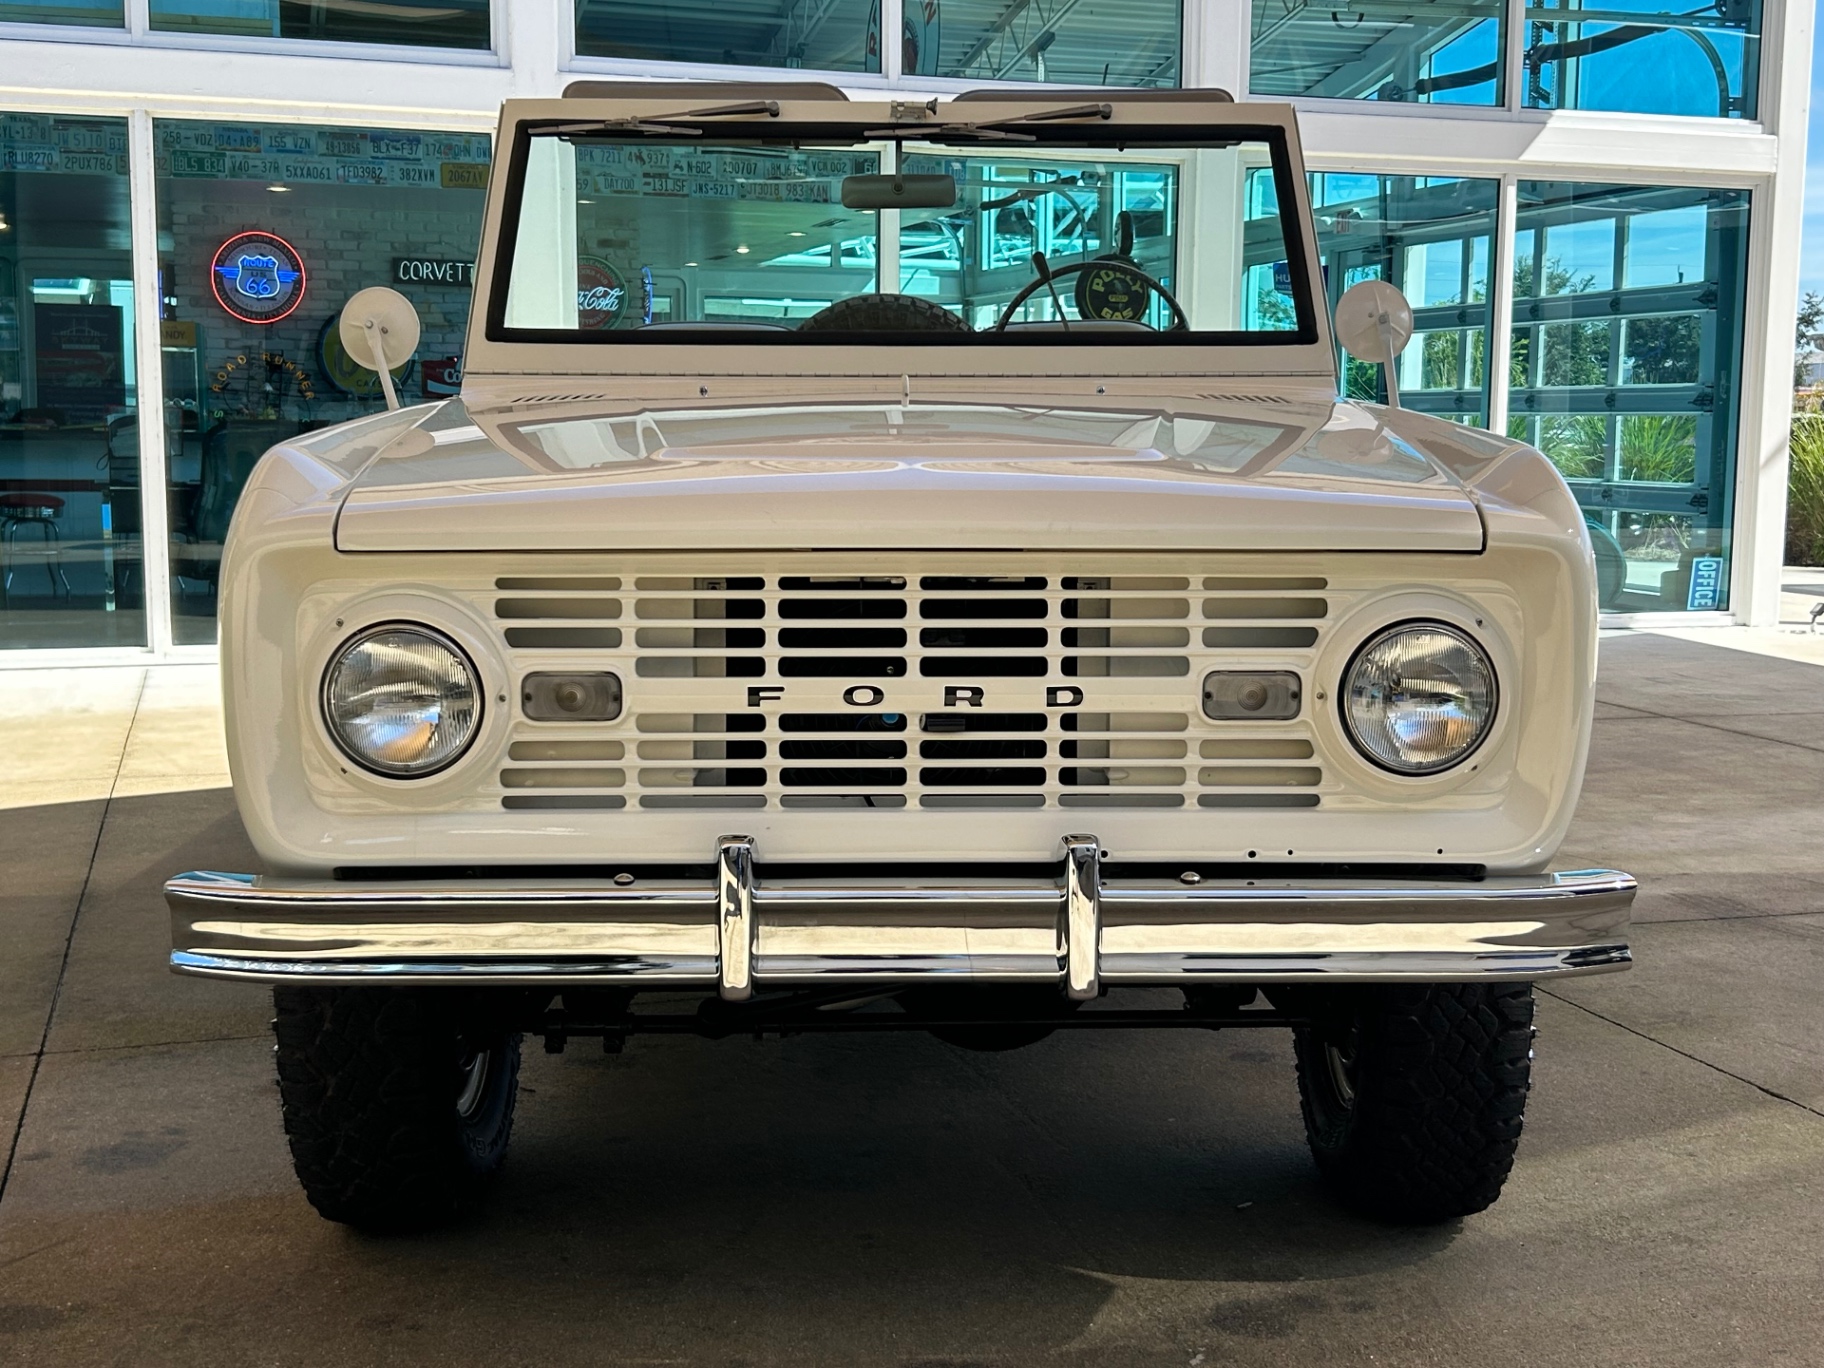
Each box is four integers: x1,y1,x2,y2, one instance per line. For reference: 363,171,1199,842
1333,279,1414,408
841,173,957,210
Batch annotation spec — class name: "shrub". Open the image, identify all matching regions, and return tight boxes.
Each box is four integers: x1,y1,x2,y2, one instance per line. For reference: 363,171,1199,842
1620,415,1698,484
1789,410,1824,566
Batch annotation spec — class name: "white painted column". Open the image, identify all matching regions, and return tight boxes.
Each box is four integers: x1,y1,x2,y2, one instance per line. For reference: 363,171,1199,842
1502,0,1524,112
127,108,173,656
1732,0,1813,624
876,140,900,295
1181,0,1252,341
1485,175,1516,434
1183,0,1249,98
505,0,566,97
1181,150,1244,329
505,136,579,327
881,0,904,83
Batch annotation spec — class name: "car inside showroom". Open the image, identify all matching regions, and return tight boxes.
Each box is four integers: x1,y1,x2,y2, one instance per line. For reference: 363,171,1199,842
0,1,1819,1364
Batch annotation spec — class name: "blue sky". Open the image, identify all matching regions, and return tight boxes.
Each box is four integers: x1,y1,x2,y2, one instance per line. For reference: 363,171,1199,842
1801,18,1824,301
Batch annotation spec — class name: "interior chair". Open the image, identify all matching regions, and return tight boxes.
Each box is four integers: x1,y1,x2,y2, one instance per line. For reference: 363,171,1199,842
0,492,74,603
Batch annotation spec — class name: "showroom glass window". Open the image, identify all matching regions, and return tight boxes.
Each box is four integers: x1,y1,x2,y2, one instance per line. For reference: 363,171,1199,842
0,0,119,24
574,0,1179,85
147,0,487,47
1510,181,1749,612
0,114,144,651
1250,0,1503,104
1245,171,1497,424
576,0,878,71
931,0,1179,85
1523,0,1759,118
153,120,488,645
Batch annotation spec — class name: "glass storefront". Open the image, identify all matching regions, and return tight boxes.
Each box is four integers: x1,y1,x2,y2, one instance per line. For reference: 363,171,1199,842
0,0,1766,118
1,0,491,36
0,114,145,650
153,120,488,643
0,67,1776,646
576,0,878,71
573,0,1178,82
1522,0,1760,118
1245,172,1497,423
1250,0,1504,104
1510,181,1749,612
933,0,1179,85
0,0,120,24
147,0,488,47
1248,0,1757,116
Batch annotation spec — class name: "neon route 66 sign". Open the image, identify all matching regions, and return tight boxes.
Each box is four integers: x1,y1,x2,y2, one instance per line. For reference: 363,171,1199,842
210,231,307,325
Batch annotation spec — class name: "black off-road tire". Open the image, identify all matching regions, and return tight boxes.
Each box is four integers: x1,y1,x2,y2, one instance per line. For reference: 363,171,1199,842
272,987,521,1232
797,293,973,333
1288,983,1535,1224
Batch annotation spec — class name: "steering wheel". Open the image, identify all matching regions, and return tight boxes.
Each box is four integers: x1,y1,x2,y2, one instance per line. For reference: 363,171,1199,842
993,257,1190,332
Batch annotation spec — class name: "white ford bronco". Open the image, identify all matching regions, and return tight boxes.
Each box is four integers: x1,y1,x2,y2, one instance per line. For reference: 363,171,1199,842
166,83,1635,1231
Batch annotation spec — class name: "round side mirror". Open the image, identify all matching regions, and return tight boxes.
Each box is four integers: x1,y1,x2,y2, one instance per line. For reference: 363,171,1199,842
1333,279,1414,365
340,286,423,411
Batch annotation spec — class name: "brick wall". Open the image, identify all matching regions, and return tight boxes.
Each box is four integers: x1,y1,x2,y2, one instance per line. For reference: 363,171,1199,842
162,180,483,424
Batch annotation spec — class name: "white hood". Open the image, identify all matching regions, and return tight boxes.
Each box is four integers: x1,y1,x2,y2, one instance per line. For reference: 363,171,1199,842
332,395,1485,554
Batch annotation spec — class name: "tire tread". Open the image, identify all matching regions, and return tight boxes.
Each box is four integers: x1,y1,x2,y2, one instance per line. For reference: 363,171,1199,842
272,987,518,1231
1293,983,1534,1224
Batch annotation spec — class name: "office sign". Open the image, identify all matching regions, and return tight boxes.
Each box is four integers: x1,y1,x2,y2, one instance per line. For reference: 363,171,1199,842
1686,556,1725,611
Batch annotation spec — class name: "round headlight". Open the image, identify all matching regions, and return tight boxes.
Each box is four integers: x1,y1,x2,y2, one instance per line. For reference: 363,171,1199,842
322,624,481,777
1341,622,1497,775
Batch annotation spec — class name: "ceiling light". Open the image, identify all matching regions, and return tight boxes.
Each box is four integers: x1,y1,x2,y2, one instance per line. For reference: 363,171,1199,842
787,231,805,237
684,261,698,267
266,184,290,193
735,245,750,254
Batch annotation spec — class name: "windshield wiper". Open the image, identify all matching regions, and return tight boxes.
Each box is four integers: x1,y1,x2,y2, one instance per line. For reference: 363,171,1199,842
985,103,1115,126
537,100,782,139
863,101,1112,142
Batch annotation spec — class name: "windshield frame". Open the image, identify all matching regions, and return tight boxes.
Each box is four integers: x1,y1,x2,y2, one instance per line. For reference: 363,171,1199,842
481,116,1320,349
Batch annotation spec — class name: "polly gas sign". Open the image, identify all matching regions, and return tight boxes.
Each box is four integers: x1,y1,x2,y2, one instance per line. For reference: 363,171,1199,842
211,230,307,325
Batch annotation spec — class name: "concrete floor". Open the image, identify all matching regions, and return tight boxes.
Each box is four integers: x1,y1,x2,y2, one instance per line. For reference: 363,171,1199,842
1,631,1822,1367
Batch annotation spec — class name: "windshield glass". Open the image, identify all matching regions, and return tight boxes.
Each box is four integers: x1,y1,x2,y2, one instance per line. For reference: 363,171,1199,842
494,124,1311,343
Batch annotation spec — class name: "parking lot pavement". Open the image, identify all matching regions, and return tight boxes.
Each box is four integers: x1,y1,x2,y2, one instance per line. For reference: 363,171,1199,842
2,637,1821,1367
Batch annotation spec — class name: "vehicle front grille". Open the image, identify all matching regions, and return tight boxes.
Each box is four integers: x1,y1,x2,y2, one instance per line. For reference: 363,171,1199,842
488,570,1331,812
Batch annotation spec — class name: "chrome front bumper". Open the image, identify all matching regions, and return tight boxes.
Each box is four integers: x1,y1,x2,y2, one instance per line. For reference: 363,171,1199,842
167,835,1635,992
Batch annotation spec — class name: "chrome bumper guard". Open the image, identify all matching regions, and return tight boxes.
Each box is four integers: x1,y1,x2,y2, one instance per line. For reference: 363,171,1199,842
166,834,1634,991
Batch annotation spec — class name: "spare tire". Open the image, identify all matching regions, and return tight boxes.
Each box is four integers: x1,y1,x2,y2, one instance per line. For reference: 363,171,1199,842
797,293,972,333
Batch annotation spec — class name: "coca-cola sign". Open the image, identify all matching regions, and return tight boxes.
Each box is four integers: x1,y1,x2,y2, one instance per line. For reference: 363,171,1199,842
576,256,628,330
